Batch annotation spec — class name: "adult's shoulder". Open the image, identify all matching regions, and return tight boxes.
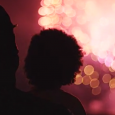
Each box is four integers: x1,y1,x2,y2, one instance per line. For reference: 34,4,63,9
60,90,86,115
34,96,73,115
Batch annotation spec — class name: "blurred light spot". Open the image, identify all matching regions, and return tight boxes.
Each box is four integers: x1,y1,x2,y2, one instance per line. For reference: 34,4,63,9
51,15,60,25
102,74,111,83
64,0,73,6
38,17,51,26
83,45,91,56
90,79,99,88
98,57,104,64
98,51,107,59
64,6,76,17
51,0,62,5
75,0,86,10
91,54,97,61
62,17,72,27
74,74,83,85
109,78,115,88
76,15,87,25
71,27,82,39
89,100,103,113
44,0,51,6
109,67,115,72
84,65,94,75
38,6,55,16
111,60,115,70
40,0,45,6
92,86,101,95
90,71,99,79
109,91,115,101
83,75,91,85
79,33,90,44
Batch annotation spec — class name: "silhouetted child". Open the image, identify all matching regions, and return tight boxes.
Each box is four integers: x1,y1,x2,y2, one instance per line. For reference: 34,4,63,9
25,29,86,115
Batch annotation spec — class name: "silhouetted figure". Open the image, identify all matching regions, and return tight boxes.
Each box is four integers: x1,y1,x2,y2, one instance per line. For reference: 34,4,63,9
0,5,18,91
0,6,72,115
25,29,86,115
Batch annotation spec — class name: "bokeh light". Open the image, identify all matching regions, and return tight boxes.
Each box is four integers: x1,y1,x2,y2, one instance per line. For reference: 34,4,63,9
91,54,97,62
109,78,115,89
84,65,94,75
102,74,111,83
90,79,100,88
109,67,115,72
74,74,83,85
83,75,91,85
92,86,101,95
90,71,99,79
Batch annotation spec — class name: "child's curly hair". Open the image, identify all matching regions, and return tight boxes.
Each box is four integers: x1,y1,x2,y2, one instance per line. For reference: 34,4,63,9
24,29,84,90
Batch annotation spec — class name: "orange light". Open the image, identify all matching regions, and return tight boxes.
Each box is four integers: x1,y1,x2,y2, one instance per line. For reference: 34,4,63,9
84,65,94,75
51,0,62,5
51,15,60,25
38,6,55,16
74,74,83,85
83,75,91,85
90,71,99,79
109,78,115,88
92,86,101,95
44,0,51,6
102,74,111,83
109,67,115,72
90,79,100,88
38,17,51,26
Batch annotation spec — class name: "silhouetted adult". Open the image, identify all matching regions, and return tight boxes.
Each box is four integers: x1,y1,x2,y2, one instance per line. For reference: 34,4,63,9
0,6,72,115
0,5,19,92
25,29,86,115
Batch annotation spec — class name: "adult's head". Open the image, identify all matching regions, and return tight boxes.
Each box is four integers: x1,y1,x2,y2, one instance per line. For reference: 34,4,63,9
0,6,19,89
25,29,83,91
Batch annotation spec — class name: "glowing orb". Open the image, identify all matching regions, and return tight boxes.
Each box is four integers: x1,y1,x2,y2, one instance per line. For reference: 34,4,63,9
90,71,99,79
102,74,111,83
90,79,100,88
74,74,83,85
92,86,101,95
83,75,91,85
84,65,94,75
109,78,115,89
